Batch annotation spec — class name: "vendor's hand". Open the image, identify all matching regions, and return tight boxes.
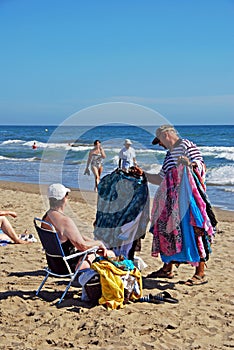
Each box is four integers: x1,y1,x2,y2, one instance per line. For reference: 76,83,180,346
177,156,190,166
84,168,90,175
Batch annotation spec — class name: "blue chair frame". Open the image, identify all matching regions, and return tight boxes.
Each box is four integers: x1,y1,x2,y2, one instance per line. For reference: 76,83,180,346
34,217,98,304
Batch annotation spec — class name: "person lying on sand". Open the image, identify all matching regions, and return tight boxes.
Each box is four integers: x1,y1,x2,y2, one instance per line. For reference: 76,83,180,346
0,210,30,244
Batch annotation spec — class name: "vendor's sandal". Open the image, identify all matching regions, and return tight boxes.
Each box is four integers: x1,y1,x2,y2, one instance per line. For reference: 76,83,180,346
184,275,208,286
153,291,179,304
147,268,174,279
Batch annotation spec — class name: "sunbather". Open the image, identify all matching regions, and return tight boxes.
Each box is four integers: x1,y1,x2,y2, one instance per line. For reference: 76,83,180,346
0,210,29,244
42,183,115,270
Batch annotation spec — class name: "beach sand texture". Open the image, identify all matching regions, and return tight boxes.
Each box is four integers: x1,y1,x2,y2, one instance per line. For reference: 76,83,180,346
0,181,233,350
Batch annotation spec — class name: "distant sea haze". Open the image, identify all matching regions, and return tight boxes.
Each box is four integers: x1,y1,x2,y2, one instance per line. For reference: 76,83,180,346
0,124,233,211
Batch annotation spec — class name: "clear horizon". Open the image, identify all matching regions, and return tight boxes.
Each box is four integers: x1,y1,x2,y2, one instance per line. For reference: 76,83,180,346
0,0,233,125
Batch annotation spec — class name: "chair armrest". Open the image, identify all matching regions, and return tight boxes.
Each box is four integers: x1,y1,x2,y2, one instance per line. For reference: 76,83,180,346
65,246,99,260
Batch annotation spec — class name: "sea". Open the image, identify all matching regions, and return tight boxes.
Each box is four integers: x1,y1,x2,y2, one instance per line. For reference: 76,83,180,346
0,124,233,211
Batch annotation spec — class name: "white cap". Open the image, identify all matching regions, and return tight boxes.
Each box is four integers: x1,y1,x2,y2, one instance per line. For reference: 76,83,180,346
124,139,132,145
48,183,71,200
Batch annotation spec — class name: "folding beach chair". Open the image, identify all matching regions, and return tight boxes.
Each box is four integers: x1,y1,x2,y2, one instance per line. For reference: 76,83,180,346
34,217,98,304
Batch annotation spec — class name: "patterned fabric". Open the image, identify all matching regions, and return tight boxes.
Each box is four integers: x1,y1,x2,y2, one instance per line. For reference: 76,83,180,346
192,168,218,227
186,168,214,236
161,167,210,264
94,169,150,252
91,153,103,168
150,166,183,256
151,165,215,263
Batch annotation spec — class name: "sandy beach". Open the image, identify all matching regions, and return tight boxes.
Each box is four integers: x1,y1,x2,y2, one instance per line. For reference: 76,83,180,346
0,180,233,350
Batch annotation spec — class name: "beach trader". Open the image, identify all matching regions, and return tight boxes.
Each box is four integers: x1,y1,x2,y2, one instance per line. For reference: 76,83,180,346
145,125,217,286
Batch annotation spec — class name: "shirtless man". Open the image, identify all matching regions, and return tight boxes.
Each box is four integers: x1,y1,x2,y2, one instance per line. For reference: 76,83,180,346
42,183,115,270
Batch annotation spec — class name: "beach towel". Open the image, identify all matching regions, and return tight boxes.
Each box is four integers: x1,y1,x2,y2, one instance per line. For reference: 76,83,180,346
151,165,215,263
94,168,150,258
91,257,142,310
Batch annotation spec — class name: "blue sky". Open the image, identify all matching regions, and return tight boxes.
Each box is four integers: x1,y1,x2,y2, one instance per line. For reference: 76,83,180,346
0,0,233,125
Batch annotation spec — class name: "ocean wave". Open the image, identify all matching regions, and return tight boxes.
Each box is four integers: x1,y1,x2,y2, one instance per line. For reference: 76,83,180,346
23,141,71,149
1,139,24,145
224,187,234,193
67,145,92,151
201,146,234,152
0,155,12,160
40,142,92,151
200,146,234,161
0,155,39,162
2,140,233,161
206,165,234,185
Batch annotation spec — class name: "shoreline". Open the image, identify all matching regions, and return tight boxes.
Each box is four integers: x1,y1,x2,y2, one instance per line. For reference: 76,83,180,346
0,179,233,222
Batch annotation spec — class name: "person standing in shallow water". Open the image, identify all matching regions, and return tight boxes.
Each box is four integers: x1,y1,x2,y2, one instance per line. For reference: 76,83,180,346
145,124,216,286
84,140,106,192
118,139,137,172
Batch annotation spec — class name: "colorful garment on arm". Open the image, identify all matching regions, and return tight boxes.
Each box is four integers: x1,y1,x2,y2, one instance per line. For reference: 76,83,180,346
150,166,183,256
192,168,218,227
161,167,203,263
150,165,214,262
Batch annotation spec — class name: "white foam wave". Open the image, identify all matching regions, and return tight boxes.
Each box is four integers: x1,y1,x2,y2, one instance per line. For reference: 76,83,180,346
0,156,11,160
206,165,234,185
68,145,91,151
0,155,38,162
215,152,234,161
200,146,234,161
142,163,162,173
224,187,234,193
1,139,24,145
21,141,91,151
135,148,162,154
101,147,164,155
112,155,119,166
23,141,62,148
42,142,92,151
